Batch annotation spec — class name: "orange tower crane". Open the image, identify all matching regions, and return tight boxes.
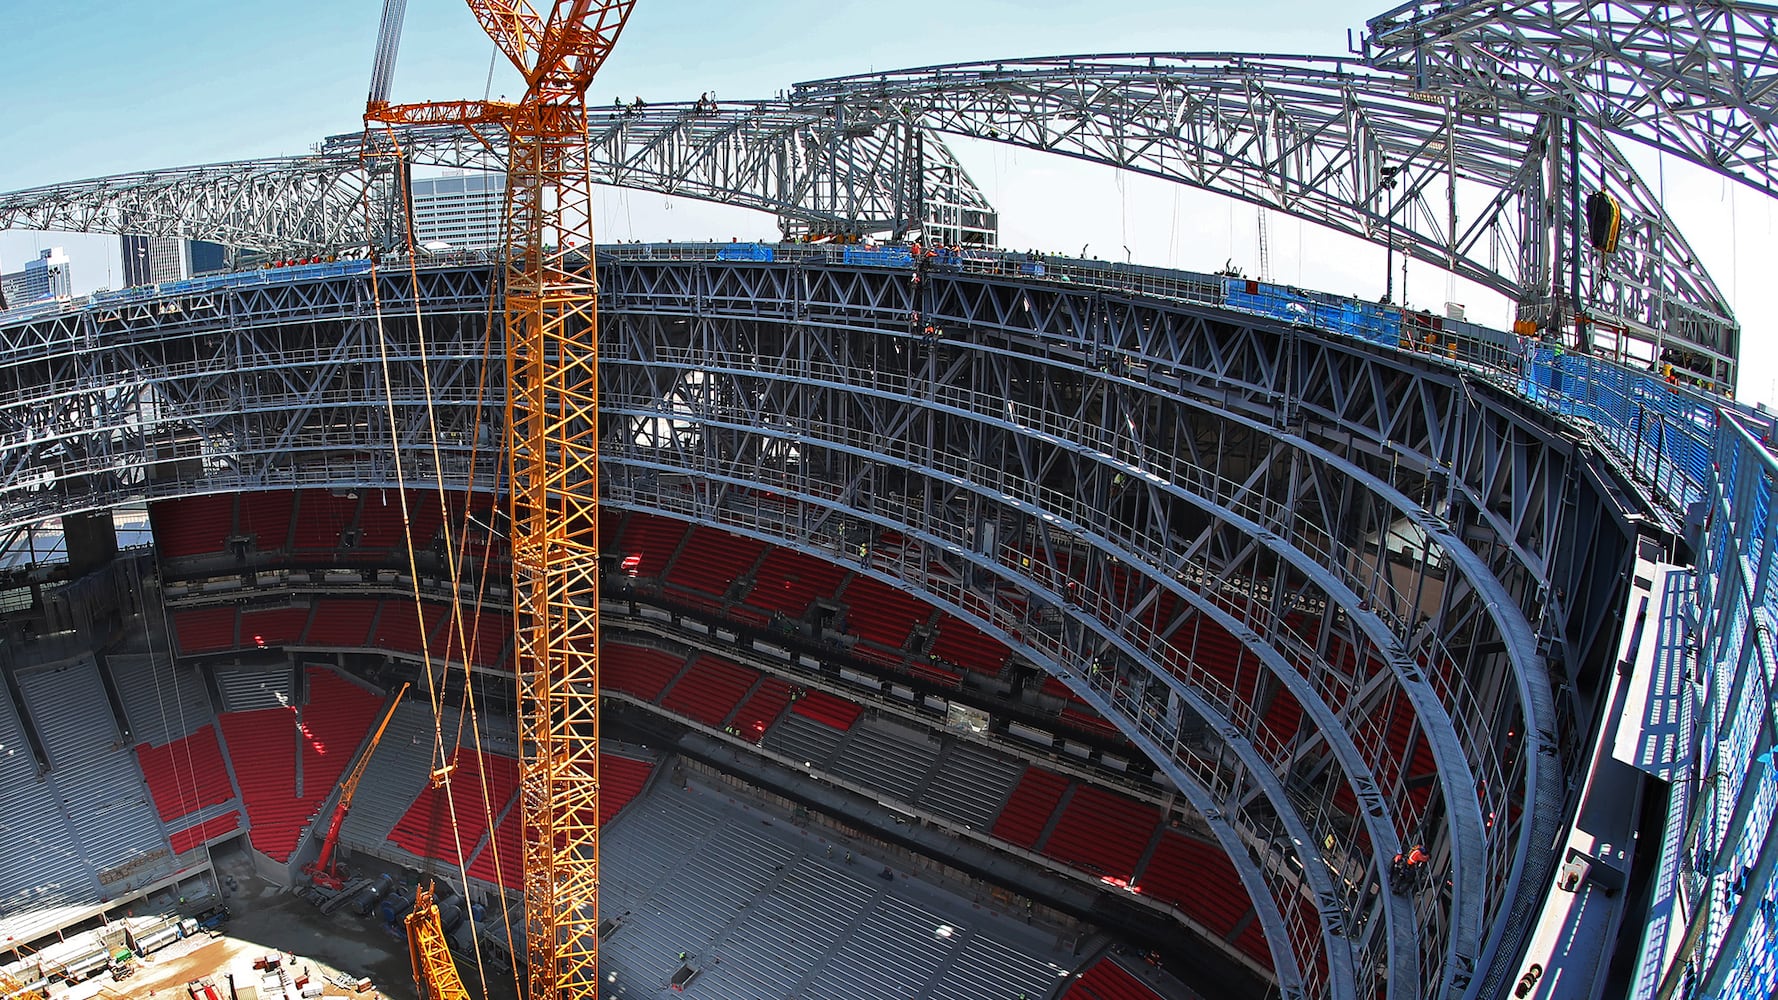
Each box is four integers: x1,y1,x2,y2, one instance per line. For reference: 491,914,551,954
366,3,635,998
303,682,410,890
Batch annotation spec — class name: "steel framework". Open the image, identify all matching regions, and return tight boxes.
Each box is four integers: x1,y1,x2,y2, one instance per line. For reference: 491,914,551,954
594,249,1599,1000
0,252,1652,1000
1680,412,1778,996
0,106,998,257
344,105,1000,246
792,54,1738,386
3,40,1749,383
1364,1,1778,196
367,4,635,999
0,155,399,259
407,883,474,1000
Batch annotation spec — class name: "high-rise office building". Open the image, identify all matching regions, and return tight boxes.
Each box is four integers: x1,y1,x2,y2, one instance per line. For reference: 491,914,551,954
189,240,227,274
27,247,72,300
0,270,26,310
121,235,183,286
120,236,230,287
3,248,73,305
409,171,505,251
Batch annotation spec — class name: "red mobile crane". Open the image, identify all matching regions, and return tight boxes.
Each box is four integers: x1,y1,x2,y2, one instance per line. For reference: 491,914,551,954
304,682,410,890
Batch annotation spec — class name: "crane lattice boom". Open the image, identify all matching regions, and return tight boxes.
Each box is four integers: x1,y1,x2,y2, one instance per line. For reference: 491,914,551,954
304,683,410,890
366,3,635,999
407,883,473,1000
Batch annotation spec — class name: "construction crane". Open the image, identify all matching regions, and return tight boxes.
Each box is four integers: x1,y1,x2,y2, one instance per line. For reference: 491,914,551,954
407,883,473,1000
303,682,410,890
364,3,636,999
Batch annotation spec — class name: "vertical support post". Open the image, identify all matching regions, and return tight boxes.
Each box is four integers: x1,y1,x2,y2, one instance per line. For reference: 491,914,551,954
908,124,926,243
1568,115,1590,354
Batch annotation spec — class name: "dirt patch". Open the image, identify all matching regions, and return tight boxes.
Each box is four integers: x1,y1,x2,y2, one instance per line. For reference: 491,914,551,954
58,843,417,1000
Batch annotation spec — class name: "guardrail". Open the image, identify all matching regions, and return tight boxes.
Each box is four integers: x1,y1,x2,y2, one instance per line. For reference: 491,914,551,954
1681,410,1778,996
0,258,377,325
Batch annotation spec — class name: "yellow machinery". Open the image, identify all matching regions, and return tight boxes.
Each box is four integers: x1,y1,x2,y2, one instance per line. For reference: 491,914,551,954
406,883,472,1000
366,3,636,999
0,968,39,1000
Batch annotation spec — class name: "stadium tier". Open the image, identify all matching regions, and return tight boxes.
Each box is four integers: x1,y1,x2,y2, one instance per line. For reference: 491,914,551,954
136,725,236,822
0,233,1750,1000
1061,958,1169,1000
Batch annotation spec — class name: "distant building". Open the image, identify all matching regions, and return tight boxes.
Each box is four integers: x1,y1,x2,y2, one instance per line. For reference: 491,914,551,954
121,236,229,287
410,171,505,252
1,248,73,307
27,247,74,300
189,240,228,275
0,269,26,310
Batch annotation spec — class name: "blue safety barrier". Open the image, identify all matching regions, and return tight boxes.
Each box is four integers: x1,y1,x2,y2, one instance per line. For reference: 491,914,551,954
842,246,914,268
716,243,775,262
1222,278,1404,347
88,258,375,309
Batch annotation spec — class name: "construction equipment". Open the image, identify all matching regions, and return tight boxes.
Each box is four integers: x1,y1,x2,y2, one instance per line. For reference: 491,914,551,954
406,883,471,1000
0,966,43,1000
365,3,635,999
302,682,410,890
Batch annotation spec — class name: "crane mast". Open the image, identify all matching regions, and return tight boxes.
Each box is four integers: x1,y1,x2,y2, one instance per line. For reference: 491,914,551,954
366,4,635,998
407,883,473,1000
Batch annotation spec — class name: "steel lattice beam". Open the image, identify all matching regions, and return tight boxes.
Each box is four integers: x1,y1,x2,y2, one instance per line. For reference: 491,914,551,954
347,101,998,244
1365,1,1778,196
0,155,399,257
792,54,1737,384
2,49,1742,383
0,103,999,256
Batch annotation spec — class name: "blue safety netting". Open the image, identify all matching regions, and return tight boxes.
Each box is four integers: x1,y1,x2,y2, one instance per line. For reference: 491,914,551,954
716,243,775,262
841,246,914,268
1521,351,1718,509
1221,278,1401,347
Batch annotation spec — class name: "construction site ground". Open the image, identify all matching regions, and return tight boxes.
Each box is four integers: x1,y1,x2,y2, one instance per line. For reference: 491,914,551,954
45,841,519,1000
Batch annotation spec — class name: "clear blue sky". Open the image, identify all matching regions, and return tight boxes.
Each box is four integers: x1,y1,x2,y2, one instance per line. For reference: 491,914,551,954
4,1,1773,401
0,0,1372,187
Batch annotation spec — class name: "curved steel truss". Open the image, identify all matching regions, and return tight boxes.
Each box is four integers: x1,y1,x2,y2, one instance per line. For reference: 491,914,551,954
2,33,1751,383
1365,0,1778,196
348,102,999,246
792,54,1737,384
0,102,998,256
0,154,397,258
0,252,1641,1000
